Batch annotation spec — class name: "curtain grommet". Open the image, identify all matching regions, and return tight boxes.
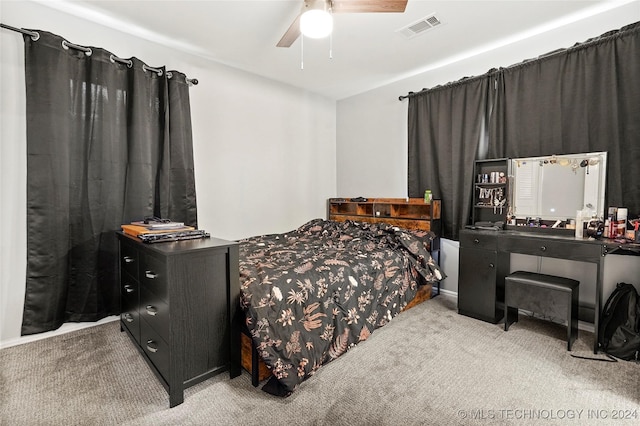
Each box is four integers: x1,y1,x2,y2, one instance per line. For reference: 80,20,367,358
142,64,163,77
61,40,92,56
110,54,133,68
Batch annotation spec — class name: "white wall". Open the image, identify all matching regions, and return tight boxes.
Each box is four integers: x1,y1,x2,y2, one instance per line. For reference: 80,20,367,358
0,1,336,347
336,2,640,296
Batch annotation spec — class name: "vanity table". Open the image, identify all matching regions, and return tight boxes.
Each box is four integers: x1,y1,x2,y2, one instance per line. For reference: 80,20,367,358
458,227,640,353
460,151,640,353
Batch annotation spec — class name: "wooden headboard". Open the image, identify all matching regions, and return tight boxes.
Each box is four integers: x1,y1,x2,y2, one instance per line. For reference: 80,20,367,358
328,197,442,301
327,197,441,234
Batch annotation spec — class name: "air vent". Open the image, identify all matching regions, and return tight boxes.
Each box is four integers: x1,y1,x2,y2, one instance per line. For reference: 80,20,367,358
397,14,442,39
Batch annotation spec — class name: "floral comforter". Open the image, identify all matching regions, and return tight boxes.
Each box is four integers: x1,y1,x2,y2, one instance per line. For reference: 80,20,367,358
238,218,445,396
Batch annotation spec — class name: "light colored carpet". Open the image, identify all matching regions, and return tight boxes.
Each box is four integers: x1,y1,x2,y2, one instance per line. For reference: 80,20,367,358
1,296,638,426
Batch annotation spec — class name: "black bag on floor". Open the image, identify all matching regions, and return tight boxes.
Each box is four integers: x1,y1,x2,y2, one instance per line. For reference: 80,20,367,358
598,282,640,361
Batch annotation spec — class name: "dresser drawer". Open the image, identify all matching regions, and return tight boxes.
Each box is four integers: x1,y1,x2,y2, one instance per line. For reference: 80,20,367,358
460,231,498,250
502,236,602,262
140,254,168,302
121,271,140,343
120,242,139,278
121,271,138,303
121,310,140,343
140,286,170,344
140,318,170,382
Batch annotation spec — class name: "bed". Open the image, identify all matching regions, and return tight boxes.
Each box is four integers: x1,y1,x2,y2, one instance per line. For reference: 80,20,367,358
238,216,445,396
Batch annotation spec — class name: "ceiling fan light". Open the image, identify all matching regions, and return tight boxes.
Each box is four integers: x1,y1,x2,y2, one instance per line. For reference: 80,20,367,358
300,10,333,39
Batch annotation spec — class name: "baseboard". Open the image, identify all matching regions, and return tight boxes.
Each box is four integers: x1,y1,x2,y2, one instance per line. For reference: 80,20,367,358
0,316,119,350
435,288,458,300
437,290,595,333
577,320,595,333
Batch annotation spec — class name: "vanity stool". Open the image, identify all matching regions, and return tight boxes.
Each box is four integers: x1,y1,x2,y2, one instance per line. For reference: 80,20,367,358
504,271,579,351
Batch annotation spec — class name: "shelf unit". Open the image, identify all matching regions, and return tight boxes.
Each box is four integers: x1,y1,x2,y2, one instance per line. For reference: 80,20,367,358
472,159,510,225
328,198,441,235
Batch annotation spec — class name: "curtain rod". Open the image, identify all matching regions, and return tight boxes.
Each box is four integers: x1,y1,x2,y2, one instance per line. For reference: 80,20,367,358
398,91,421,101
398,72,494,101
1,23,198,86
1,23,40,40
398,22,639,101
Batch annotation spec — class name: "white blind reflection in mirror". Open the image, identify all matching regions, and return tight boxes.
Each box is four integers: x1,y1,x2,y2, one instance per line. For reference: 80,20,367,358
511,152,607,221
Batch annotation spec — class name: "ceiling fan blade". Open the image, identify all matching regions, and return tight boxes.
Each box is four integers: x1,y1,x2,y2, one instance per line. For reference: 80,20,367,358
276,0,407,47
331,0,408,13
277,14,302,47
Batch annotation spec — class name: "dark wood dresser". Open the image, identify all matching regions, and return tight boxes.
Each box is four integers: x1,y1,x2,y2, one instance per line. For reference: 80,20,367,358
117,232,241,407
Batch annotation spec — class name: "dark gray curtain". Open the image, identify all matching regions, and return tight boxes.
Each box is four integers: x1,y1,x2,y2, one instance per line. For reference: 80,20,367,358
489,22,640,212
408,76,490,240
22,30,198,335
408,21,639,240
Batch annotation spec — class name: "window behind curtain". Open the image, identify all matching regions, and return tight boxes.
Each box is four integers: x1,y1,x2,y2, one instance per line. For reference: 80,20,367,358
489,22,640,213
408,22,640,240
408,76,491,240
21,30,197,335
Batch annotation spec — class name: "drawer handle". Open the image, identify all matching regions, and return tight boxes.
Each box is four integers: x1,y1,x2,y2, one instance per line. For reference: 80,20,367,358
123,256,135,263
488,263,495,268
146,340,158,353
540,246,547,251
473,239,480,244
123,313,134,323
145,305,158,316
145,270,158,279
123,284,135,293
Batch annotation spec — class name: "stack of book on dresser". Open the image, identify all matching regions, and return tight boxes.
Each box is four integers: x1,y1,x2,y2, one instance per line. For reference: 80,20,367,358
121,218,209,243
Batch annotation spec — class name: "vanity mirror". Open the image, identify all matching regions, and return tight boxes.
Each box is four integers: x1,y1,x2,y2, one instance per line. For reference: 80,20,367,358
510,151,607,223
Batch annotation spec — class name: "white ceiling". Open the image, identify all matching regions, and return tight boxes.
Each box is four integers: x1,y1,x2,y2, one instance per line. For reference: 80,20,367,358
36,0,637,100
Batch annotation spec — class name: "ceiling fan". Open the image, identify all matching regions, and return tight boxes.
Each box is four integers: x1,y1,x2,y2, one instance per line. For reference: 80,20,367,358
277,0,408,47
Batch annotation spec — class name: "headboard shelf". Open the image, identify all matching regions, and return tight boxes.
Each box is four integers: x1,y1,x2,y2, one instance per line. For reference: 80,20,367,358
328,198,441,234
